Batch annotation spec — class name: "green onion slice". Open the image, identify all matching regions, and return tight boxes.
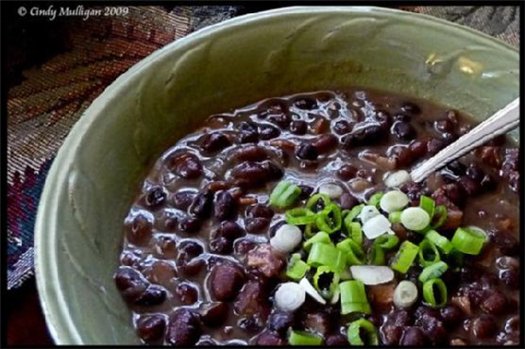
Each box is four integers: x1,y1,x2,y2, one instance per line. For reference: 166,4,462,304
432,205,448,228
388,211,402,224
288,330,323,346
316,202,342,234
425,229,453,254
286,253,310,281
285,208,316,225
423,278,448,308
374,234,400,250
303,231,331,252
313,266,340,299
347,318,379,345
418,239,441,268
451,227,486,255
380,190,409,213
270,181,302,209
340,280,371,315
368,244,385,265
307,243,346,273
368,191,384,207
345,204,364,223
337,239,365,266
401,207,431,231
306,193,331,213
419,261,448,283
344,219,363,245
419,195,436,218
391,241,419,274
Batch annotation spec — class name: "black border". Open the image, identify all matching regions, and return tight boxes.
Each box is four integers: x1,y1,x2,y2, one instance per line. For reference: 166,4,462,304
1,1,523,349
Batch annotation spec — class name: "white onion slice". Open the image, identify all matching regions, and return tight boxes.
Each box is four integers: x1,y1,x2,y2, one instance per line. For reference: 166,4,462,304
357,205,380,223
274,282,305,311
401,207,430,231
319,184,343,199
330,286,340,304
350,265,394,285
299,278,326,304
393,280,418,308
362,214,392,239
380,190,409,213
270,224,302,253
384,170,411,188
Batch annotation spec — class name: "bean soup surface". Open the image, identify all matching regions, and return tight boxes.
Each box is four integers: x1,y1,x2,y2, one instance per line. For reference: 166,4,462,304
115,89,520,346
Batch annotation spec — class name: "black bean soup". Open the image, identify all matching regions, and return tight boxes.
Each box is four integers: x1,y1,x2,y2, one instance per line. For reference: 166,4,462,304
114,89,520,346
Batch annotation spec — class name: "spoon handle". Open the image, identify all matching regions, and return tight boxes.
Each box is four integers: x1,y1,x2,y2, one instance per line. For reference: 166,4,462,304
410,98,520,183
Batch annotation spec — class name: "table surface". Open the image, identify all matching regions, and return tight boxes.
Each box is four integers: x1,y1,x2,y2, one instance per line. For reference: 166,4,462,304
5,5,519,347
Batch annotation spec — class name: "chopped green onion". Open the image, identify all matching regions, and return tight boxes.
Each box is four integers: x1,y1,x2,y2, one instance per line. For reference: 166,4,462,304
451,227,486,255
288,330,323,346
340,280,371,315
368,244,385,265
401,207,431,231
423,278,448,308
368,191,384,207
419,261,448,283
303,231,331,252
380,190,409,213
306,193,331,213
345,204,364,222
347,318,378,345
307,243,345,273
432,205,448,228
391,241,419,274
285,208,316,225
304,224,316,238
419,195,436,218
286,253,310,281
313,266,340,299
388,211,402,224
337,239,365,266
425,230,453,254
316,202,342,234
418,239,441,268
270,181,301,209
374,234,400,250
344,219,363,245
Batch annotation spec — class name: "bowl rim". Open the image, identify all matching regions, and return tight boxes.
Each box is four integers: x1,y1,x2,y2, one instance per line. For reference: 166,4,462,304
34,5,519,345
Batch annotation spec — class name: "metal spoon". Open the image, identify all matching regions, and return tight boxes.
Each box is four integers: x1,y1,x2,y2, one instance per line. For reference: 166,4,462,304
410,97,520,183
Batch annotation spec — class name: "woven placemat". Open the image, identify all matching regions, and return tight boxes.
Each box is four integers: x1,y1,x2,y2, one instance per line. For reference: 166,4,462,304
6,6,520,289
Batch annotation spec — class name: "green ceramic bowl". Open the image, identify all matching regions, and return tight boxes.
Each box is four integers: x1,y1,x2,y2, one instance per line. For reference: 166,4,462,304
35,6,519,345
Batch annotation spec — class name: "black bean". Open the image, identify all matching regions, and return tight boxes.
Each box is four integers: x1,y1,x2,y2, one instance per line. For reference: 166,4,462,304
245,218,270,233
445,160,467,177
440,305,464,326
392,121,416,140
169,152,203,180
290,120,308,135
471,315,497,338
416,307,446,345
380,310,412,345
136,285,167,306
393,113,411,122
296,143,318,161
375,110,391,127
500,269,519,289
400,327,426,346
214,191,236,221
246,204,274,218
127,214,153,245
137,314,166,342
337,164,358,181
238,316,265,333
145,186,167,207
214,221,245,240
179,259,205,277
409,139,428,158
489,229,519,256
333,120,351,135
325,334,348,346
209,237,233,255
200,132,231,153
189,190,214,218
427,139,445,155
115,267,148,303
166,309,201,346
294,98,317,110
480,291,507,315
298,185,314,200
239,121,259,143
458,176,481,196
466,164,484,182
313,134,338,154
231,161,283,188
234,145,268,162
268,311,295,336
175,282,198,305
441,132,457,145
172,191,196,211
234,239,257,256
401,102,421,115
178,240,203,261
255,331,285,346
178,216,201,233
201,302,229,327
259,124,281,140
339,192,358,210
269,113,291,128
434,119,454,133
480,174,497,191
